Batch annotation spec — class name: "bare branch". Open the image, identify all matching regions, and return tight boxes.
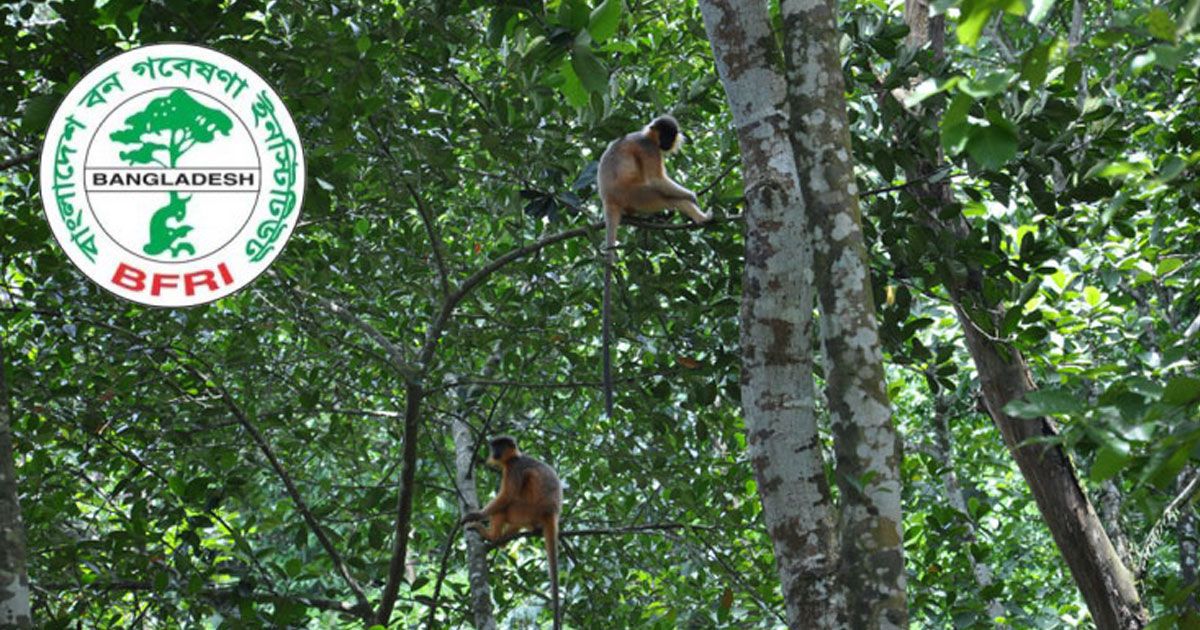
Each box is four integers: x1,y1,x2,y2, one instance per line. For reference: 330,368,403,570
183,356,372,611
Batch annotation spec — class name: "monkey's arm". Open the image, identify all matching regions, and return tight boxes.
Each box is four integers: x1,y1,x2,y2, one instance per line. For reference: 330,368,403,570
462,494,509,523
653,177,698,202
461,466,530,523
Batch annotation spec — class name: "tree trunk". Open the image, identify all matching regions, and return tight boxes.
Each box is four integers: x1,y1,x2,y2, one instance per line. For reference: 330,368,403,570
1177,468,1200,614
930,396,1005,624
956,319,1147,628
453,418,498,630
451,355,503,630
698,1,841,625
779,0,908,625
896,5,1147,626
0,335,32,628
1098,480,1135,571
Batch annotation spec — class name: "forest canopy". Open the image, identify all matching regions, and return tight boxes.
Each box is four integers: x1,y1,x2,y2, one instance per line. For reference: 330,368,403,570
1,0,1199,628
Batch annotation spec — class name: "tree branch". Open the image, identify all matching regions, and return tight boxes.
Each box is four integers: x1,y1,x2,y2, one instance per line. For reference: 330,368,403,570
472,522,721,549
406,182,452,298
39,580,372,620
418,223,595,368
0,151,36,171
0,306,371,610
374,381,424,625
298,288,420,381
179,355,373,612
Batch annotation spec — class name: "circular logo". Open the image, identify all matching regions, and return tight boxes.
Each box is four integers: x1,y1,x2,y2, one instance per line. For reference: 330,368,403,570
39,43,305,307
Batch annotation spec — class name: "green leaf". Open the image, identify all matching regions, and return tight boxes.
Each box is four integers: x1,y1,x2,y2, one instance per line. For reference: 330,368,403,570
1028,0,1055,24
571,45,609,93
1147,8,1177,41
356,36,371,54
558,58,589,107
21,94,60,135
1003,388,1084,418
965,121,1018,170
962,70,1015,97
958,0,1025,46
941,93,973,154
1089,444,1131,482
285,557,303,578
904,76,961,107
1095,161,1151,178
1156,258,1183,276
588,0,622,43
558,0,590,30
1163,376,1200,406
957,0,994,46
1083,286,1101,306
1155,155,1187,182
942,92,973,127
1020,42,1052,86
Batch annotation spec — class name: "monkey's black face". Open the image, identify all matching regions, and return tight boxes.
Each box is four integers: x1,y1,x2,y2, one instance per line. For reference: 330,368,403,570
651,116,680,152
487,437,517,467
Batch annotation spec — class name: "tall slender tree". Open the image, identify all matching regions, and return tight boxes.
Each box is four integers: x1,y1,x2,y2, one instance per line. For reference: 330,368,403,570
701,0,907,625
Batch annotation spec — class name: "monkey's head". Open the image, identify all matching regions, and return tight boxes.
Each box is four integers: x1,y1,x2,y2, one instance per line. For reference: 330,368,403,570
647,115,682,153
486,435,519,468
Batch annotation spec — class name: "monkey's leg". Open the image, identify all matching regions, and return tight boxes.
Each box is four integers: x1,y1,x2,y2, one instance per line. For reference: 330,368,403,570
479,513,509,542
654,178,701,204
672,199,712,224
626,184,681,213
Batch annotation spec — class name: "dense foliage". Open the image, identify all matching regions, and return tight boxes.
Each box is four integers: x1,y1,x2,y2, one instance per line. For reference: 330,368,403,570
0,0,1197,627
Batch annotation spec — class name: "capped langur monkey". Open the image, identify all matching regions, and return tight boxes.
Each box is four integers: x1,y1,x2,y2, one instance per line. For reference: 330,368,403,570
463,436,563,630
596,115,711,416
598,115,711,248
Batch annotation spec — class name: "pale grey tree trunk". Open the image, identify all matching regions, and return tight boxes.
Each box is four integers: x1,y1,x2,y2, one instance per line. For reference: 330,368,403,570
453,418,498,630
779,0,907,625
929,399,1005,624
0,337,32,629
698,1,841,626
451,357,502,630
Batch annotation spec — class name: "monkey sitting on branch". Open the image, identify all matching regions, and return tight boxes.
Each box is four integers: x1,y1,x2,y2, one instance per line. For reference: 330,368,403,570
596,115,712,417
597,114,711,249
463,435,564,629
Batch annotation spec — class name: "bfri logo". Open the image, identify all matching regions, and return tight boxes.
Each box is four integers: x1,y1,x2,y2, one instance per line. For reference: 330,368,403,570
40,43,305,307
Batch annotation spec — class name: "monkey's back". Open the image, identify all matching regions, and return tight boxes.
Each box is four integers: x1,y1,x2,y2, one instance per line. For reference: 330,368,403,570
505,455,563,520
598,133,664,208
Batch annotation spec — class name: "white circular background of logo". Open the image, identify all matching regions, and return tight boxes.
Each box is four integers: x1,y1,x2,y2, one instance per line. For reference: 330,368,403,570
39,43,305,308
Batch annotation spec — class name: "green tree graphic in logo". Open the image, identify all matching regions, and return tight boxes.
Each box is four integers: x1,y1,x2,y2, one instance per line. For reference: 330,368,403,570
109,88,233,257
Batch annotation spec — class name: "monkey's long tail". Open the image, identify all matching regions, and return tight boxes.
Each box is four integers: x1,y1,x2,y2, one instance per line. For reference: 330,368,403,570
602,248,614,417
545,520,561,630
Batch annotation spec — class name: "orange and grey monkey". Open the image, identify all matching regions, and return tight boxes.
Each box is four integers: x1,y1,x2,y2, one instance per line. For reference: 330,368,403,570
597,115,711,248
462,436,563,629
596,115,711,415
